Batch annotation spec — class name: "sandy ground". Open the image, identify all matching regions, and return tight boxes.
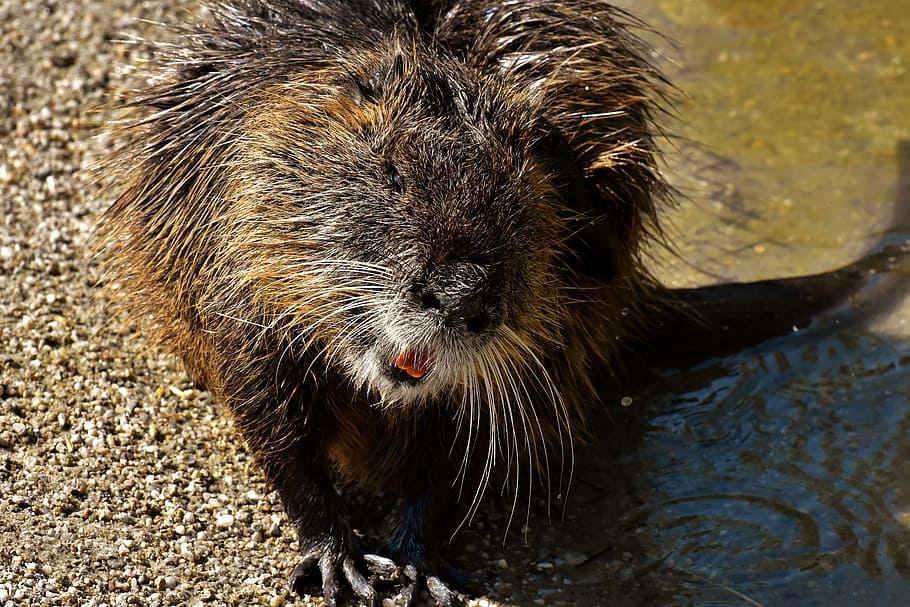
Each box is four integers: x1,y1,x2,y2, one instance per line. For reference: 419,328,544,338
0,2,312,605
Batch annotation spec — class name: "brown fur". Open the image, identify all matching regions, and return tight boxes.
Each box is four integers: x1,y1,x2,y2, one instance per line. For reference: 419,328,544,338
96,1,671,603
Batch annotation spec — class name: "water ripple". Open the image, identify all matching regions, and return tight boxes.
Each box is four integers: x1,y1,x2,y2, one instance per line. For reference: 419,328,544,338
633,331,910,605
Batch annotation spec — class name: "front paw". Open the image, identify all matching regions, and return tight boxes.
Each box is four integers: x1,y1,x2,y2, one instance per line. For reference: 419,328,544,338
288,542,463,606
392,561,460,607
289,541,394,607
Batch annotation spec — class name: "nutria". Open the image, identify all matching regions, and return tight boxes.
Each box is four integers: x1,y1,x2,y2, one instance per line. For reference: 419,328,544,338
95,1,906,605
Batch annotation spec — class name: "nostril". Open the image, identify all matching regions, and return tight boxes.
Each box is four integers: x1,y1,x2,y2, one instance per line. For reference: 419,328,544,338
416,262,499,333
459,292,493,334
464,311,491,334
420,290,442,311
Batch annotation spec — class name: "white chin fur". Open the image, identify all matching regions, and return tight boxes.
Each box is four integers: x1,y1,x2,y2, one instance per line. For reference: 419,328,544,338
346,346,457,406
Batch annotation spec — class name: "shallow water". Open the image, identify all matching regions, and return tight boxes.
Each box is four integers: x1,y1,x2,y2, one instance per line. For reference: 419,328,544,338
488,2,910,606
636,336,910,606
642,0,910,283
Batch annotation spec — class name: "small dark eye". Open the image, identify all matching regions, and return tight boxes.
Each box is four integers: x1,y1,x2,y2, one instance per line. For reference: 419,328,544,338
389,166,405,193
354,74,379,104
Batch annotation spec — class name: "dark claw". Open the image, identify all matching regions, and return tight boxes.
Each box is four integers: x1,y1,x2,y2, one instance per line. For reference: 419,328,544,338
292,549,459,606
342,555,376,606
289,549,377,607
363,553,398,578
319,557,340,606
426,575,454,607
399,564,419,607
402,564,419,582
398,563,457,607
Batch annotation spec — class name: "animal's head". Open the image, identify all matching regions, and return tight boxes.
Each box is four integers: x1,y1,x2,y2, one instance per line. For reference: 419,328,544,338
229,42,582,406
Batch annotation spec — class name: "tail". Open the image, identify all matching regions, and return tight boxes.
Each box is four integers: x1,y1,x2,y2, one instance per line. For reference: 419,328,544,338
637,140,910,365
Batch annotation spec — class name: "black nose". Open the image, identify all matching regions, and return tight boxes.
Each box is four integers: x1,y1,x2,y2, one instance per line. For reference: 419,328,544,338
417,262,497,334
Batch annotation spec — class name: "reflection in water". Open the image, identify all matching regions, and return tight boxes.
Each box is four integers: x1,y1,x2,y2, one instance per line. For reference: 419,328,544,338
637,331,910,606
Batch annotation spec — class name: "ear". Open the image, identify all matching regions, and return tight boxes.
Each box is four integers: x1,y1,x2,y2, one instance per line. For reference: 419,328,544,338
534,121,622,280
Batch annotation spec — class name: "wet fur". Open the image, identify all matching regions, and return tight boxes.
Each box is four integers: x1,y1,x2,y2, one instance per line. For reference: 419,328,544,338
98,0,686,604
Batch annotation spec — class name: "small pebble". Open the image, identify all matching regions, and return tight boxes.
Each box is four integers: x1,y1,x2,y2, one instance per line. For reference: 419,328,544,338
164,576,177,590
148,423,163,441
215,514,234,528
